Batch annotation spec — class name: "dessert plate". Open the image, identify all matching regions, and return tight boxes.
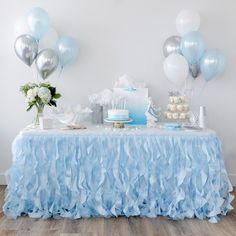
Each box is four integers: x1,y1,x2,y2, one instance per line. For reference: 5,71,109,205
104,118,133,128
104,118,133,123
160,123,182,130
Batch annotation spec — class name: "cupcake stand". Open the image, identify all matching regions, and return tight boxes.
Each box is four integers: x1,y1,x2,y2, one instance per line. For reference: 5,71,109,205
104,118,133,128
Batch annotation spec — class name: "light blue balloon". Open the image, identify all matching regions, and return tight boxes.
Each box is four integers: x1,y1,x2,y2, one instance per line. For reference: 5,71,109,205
27,7,49,40
180,31,206,64
55,37,80,68
200,49,226,82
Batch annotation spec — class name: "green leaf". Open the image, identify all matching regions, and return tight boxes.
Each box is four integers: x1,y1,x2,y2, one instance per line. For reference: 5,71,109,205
20,83,38,96
40,82,50,88
26,104,34,111
49,100,57,107
54,93,61,99
20,85,30,96
49,87,56,96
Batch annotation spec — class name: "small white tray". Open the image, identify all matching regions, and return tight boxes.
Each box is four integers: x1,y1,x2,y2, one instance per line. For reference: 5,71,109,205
104,118,133,123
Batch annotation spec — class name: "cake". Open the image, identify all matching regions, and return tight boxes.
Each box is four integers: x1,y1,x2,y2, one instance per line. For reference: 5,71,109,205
108,109,129,121
165,91,189,121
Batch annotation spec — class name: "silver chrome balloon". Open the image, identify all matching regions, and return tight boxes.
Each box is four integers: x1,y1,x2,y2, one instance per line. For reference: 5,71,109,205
35,49,59,79
163,36,182,57
14,34,38,66
189,63,200,79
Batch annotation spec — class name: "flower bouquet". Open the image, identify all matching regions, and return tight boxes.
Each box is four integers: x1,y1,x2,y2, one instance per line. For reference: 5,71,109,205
20,82,61,126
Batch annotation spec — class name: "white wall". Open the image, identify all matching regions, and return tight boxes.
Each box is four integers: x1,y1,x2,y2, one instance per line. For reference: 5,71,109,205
0,0,235,185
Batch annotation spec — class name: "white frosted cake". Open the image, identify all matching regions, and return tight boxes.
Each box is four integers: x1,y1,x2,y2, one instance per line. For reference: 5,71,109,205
108,109,129,121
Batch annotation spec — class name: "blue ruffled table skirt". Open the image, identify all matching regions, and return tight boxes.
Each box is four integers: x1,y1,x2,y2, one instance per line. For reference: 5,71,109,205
3,128,234,222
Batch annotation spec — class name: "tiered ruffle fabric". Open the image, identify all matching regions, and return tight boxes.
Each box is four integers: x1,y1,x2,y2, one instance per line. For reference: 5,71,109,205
3,130,234,222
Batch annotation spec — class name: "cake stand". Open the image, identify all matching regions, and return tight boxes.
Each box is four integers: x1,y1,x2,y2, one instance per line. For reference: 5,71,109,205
104,118,133,128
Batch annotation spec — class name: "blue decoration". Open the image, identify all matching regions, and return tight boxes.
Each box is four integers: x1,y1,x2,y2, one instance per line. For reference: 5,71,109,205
200,49,226,82
162,123,181,130
55,37,80,68
180,31,206,64
27,7,49,40
128,104,147,125
3,130,233,222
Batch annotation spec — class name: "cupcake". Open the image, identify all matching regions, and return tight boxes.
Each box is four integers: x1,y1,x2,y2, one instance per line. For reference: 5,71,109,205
169,104,176,112
177,104,184,112
169,96,174,103
183,104,189,111
173,96,180,104
180,96,185,103
172,113,179,120
179,113,187,120
166,112,173,119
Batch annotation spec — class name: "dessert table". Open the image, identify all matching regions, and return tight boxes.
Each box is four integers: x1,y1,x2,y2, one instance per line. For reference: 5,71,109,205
3,125,233,223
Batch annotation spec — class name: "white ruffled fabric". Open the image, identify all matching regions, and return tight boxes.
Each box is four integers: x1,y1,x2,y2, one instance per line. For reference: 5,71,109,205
3,128,234,222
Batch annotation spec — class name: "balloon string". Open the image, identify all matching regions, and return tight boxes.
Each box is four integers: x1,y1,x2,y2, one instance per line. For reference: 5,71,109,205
30,66,35,82
36,70,39,84
55,67,63,87
58,67,63,80
31,61,40,84
31,64,40,84
184,77,187,91
198,81,207,98
190,87,196,111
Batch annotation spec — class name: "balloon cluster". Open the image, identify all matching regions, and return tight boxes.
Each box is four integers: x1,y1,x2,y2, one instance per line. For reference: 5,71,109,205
14,7,80,80
163,9,226,85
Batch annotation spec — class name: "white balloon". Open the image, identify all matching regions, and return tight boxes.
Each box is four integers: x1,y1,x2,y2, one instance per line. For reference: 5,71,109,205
163,53,189,85
39,27,59,50
176,9,200,36
14,16,30,37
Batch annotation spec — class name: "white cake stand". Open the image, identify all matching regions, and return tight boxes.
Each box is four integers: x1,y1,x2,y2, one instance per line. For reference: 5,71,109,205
104,118,133,128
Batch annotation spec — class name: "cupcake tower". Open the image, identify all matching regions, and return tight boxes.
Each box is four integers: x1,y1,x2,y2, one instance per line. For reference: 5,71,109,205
165,91,189,121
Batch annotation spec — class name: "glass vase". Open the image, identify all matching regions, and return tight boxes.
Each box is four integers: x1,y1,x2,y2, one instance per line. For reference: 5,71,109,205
34,106,44,127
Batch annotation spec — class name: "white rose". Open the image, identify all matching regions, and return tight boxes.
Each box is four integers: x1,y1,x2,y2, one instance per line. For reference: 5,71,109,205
38,87,51,104
26,89,36,102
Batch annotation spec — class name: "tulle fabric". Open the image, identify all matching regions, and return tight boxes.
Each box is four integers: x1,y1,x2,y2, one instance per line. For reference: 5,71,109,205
3,130,233,222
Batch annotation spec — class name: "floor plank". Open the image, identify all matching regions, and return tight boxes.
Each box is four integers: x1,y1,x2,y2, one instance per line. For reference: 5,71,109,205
0,186,235,236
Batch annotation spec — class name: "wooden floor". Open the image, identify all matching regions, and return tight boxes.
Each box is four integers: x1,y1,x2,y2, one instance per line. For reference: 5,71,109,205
0,186,235,236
